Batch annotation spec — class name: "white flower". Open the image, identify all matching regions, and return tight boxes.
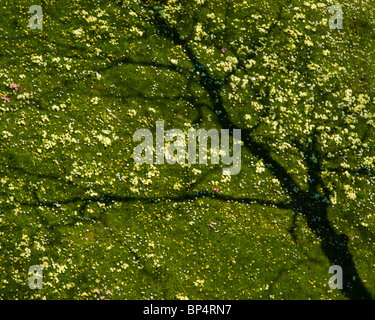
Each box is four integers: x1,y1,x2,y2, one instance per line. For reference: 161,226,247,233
173,182,183,190
304,39,314,46
91,97,100,105
41,115,49,122
130,186,139,194
255,160,266,174
346,191,356,200
2,131,13,138
245,59,256,68
85,16,97,23
96,134,111,147
31,55,46,66
192,168,201,175
130,26,143,36
193,279,205,286
176,293,189,300
357,94,369,105
127,109,137,117
73,28,84,38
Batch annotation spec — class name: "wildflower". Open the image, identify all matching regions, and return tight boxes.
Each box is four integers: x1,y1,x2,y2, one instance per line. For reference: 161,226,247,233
73,28,84,38
193,279,205,286
255,160,266,174
91,97,100,105
192,168,201,175
31,55,46,66
214,188,219,192
148,241,155,247
1,96,10,103
93,288,100,295
127,109,136,117
221,47,227,54
176,293,189,300
10,83,20,91
96,134,111,147
85,16,97,23
304,39,314,46
2,131,12,138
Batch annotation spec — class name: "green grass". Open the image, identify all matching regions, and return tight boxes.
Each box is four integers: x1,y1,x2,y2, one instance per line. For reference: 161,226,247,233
0,0,374,300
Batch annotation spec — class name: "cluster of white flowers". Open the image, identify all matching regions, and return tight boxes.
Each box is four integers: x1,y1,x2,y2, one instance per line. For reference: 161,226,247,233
343,184,357,200
31,55,47,66
91,97,100,105
96,134,112,147
73,28,85,38
255,160,266,174
193,279,205,287
176,293,189,300
2,131,13,138
130,26,144,37
217,55,238,72
127,109,137,117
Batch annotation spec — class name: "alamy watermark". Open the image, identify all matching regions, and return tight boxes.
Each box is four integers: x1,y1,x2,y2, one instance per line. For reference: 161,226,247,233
28,5,43,30
133,121,242,175
328,265,343,290
328,5,343,30
28,265,43,289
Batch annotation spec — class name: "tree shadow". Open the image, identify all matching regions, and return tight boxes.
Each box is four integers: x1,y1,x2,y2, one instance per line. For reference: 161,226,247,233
143,3,372,299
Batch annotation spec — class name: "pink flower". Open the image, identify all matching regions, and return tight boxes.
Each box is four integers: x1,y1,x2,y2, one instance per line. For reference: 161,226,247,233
221,47,227,54
10,83,20,92
214,188,219,193
1,96,10,103
106,290,113,295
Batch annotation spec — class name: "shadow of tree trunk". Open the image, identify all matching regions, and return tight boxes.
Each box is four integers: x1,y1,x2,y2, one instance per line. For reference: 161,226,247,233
299,193,371,299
